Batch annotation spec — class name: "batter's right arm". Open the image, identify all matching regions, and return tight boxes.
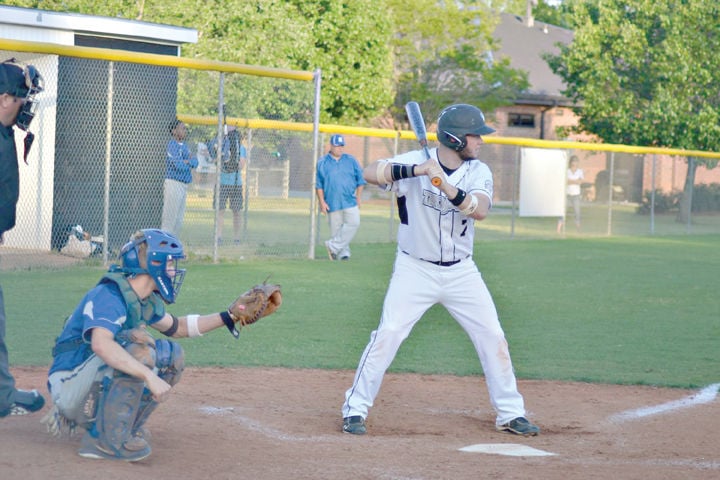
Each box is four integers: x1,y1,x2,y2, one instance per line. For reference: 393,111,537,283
363,160,390,186
364,159,425,186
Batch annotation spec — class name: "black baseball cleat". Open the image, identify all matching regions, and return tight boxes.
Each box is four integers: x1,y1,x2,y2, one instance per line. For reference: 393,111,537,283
0,389,45,417
342,416,367,435
496,417,540,436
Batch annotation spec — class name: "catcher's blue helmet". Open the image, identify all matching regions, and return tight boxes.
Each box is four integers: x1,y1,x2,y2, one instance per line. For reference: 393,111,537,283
118,229,186,304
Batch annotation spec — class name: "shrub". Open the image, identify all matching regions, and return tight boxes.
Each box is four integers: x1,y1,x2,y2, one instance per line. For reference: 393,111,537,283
637,184,720,214
690,183,720,213
637,189,680,214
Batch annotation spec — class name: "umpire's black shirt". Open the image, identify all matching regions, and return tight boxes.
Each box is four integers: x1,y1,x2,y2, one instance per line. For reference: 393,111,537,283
0,123,19,237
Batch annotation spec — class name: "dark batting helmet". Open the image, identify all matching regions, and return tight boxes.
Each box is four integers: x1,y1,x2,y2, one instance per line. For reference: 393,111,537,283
436,104,495,151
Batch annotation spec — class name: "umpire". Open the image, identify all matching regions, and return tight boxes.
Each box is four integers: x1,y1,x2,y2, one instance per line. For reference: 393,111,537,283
0,58,45,418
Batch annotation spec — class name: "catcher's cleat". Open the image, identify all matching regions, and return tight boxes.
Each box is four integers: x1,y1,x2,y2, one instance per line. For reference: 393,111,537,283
126,427,152,450
342,416,367,435
78,431,151,462
0,389,45,417
496,417,540,436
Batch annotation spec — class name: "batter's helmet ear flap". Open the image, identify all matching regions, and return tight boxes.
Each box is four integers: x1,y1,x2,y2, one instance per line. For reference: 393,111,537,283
441,130,466,151
436,104,495,152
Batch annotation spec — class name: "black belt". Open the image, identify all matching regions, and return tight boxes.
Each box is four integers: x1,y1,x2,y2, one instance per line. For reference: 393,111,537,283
402,251,463,267
426,259,461,267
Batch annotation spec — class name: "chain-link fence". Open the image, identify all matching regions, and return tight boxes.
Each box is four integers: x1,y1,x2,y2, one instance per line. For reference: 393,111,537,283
335,134,720,241
1,42,321,263
3,40,720,270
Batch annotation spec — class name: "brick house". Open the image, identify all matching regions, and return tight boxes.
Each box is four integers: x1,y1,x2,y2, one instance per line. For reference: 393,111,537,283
489,11,720,203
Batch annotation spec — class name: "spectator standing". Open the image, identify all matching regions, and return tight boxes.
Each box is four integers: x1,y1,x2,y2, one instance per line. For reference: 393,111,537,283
161,120,198,236
209,126,246,245
316,134,366,260
557,155,584,233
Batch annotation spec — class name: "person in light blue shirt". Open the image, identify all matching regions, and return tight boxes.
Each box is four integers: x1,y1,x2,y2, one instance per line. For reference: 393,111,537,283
315,134,366,260
209,126,246,244
161,120,198,236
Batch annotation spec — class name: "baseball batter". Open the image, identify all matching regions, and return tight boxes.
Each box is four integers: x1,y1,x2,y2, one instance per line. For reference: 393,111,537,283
341,104,539,437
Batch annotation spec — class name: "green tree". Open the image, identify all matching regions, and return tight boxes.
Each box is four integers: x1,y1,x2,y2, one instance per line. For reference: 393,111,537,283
10,0,393,123
533,0,576,29
546,0,720,223
386,0,528,127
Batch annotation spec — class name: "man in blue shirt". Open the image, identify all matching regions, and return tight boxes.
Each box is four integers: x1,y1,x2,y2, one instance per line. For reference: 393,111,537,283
315,134,366,260
161,120,198,236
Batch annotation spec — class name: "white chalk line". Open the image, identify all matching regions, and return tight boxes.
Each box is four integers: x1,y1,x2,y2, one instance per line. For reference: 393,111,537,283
198,405,336,442
609,383,720,423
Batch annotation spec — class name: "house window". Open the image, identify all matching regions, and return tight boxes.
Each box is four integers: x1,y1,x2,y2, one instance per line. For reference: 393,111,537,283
508,113,535,128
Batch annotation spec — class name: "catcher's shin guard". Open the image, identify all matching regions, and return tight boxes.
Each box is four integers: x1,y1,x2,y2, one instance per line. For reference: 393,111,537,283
85,374,150,461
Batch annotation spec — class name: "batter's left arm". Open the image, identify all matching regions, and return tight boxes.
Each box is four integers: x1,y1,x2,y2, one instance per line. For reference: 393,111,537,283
432,176,491,221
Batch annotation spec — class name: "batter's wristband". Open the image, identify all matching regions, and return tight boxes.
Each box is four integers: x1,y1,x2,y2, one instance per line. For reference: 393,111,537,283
450,188,467,206
390,163,415,181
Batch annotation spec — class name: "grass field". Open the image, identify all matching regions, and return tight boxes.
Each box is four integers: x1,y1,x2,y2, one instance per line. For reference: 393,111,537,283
2,235,717,389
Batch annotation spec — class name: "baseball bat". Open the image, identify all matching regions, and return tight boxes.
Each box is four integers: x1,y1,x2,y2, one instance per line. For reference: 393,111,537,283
405,101,442,186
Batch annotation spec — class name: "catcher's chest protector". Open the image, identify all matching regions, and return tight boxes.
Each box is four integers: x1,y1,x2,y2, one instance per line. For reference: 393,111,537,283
99,273,166,329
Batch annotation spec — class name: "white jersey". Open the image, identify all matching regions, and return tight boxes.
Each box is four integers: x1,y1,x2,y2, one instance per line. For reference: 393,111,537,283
383,148,493,264
566,168,584,196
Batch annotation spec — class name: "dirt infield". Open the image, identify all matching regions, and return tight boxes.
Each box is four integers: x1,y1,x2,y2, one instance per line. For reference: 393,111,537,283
1,366,718,480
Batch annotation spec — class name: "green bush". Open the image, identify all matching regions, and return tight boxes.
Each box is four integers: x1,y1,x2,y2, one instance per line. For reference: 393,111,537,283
691,183,720,212
637,189,680,214
637,183,720,214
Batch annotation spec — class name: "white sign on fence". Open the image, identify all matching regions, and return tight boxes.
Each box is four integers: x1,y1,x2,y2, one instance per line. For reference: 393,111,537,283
519,148,567,217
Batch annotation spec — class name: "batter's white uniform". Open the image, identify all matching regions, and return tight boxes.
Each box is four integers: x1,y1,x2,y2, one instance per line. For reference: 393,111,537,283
342,148,528,426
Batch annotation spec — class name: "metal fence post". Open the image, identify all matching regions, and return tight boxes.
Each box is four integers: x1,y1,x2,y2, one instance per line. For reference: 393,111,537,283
212,74,225,263
308,68,322,259
511,145,520,238
607,151,615,236
102,61,114,266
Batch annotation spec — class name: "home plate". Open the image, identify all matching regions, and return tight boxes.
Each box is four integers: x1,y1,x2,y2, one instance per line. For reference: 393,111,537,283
459,443,557,457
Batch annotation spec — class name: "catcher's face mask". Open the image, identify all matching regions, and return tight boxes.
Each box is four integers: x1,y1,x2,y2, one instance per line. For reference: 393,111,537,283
1,58,44,163
14,63,43,131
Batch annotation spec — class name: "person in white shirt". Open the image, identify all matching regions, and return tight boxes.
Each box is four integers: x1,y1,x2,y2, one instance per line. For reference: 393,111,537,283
341,104,539,438
557,155,584,233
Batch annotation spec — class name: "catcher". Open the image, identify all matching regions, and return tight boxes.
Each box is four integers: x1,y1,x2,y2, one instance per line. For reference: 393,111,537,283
44,229,281,462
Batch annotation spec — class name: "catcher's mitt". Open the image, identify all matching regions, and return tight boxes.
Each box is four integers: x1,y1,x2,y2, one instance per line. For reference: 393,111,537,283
223,282,282,338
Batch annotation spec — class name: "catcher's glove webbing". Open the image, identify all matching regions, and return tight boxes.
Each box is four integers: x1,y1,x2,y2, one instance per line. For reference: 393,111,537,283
221,282,282,338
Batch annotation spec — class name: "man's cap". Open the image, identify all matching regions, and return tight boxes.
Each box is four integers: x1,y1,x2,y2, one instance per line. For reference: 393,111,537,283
0,62,28,97
330,134,345,146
